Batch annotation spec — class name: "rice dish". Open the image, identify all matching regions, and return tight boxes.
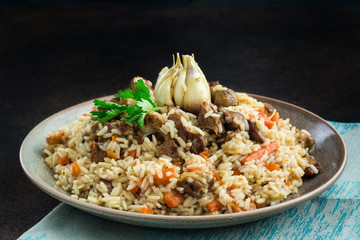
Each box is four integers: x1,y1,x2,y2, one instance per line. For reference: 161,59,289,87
43,55,321,215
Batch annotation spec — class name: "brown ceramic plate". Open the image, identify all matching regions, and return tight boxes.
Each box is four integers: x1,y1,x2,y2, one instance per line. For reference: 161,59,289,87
19,94,347,229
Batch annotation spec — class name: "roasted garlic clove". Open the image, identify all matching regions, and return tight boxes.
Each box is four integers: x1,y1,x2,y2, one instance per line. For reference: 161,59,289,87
181,55,211,114
154,54,183,107
154,54,211,114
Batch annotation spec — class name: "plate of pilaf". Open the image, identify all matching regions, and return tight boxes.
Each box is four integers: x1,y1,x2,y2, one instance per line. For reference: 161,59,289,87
20,54,346,228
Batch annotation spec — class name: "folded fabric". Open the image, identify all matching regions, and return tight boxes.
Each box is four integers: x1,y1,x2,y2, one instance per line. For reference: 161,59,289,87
19,122,360,240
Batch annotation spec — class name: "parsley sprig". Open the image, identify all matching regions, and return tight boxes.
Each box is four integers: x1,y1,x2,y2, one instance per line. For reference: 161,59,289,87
90,79,160,127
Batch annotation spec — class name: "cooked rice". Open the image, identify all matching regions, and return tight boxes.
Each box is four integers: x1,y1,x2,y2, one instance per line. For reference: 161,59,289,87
43,93,318,215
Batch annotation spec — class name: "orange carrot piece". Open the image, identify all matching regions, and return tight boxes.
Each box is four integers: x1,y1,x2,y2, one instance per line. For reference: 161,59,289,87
46,131,64,145
164,190,185,207
213,173,221,181
207,199,223,213
199,153,209,160
107,151,117,159
264,163,281,171
129,186,139,195
111,136,117,142
188,167,203,172
58,156,70,166
249,202,257,210
140,208,154,214
72,162,80,177
241,141,279,164
128,150,137,158
202,149,209,156
173,161,182,166
229,203,243,213
233,169,241,175
153,168,176,185
285,180,292,186
257,110,274,128
256,202,266,208
199,149,209,160
270,112,280,122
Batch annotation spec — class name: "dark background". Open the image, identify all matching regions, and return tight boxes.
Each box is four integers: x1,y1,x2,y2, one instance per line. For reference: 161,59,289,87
1,2,359,239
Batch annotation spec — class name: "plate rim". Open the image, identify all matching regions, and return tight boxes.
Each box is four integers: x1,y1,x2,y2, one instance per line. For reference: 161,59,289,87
19,94,347,224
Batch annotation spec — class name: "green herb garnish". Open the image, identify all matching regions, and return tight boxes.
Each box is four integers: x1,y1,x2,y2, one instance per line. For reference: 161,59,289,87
90,79,160,127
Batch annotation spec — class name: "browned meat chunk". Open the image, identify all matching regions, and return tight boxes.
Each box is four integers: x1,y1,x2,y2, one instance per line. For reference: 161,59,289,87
198,102,224,135
156,140,179,160
131,76,155,100
177,172,214,197
211,87,239,107
303,156,322,178
222,129,241,144
220,108,246,130
264,103,275,116
248,120,266,144
168,112,192,141
90,142,107,163
208,81,220,87
145,111,165,130
190,134,207,154
296,129,316,150
105,122,134,136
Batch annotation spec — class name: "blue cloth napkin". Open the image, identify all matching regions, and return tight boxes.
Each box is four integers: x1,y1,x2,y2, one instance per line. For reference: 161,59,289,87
19,122,360,240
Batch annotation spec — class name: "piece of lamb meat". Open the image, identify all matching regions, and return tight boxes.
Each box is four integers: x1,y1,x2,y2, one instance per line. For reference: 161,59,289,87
247,120,266,144
303,156,322,178
220,108,247,130
211,85,239,107
155,140,179,160
198,102,224,135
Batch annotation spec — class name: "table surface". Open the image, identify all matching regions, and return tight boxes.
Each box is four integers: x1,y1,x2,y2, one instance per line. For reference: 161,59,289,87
1,2,359,239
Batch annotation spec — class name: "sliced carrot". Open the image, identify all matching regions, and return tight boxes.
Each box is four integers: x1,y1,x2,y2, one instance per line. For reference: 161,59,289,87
199,149,209,160
72,162,80,177
213,173,221,181
111,136,117,142
227,184,237,198
201,149,209,156
121,150,137,159
256,202,266,208
207,199,223,213
257,110,274,129
58,156,70,166
233,169,241,175
249,202,257,210
153,168,175,185
107,151,117,160
128,150,137,158
46,131,64,145
241,140,279,164
264,163,281,171
199,153,209,160
229,203,243,213
270,112,280,122
285,180,292,186
92,105,97,111
173,161,182,166
188,167,203,172
164,190,185,207
140,208,154,214
129,186,139,195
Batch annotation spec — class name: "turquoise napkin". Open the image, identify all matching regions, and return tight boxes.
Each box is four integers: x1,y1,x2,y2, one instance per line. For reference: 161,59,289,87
19,122,360,240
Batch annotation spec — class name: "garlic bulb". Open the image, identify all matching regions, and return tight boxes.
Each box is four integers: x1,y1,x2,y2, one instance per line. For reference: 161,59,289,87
154,54,211,114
